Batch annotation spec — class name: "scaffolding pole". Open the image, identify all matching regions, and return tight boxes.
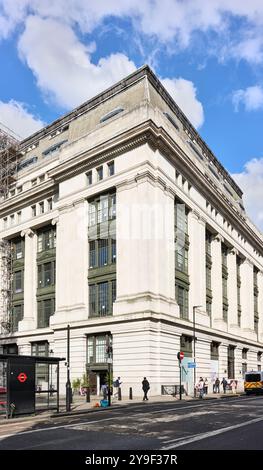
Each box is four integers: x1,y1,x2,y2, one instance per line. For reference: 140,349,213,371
0,240,12,334
0,124,20,199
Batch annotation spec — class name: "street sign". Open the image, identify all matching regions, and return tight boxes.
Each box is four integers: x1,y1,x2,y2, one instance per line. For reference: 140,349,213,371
177,351,184,361
17,372,28,383
188,362,196,368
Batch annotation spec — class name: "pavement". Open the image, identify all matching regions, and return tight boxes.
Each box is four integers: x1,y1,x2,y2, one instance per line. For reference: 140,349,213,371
0,389,244,425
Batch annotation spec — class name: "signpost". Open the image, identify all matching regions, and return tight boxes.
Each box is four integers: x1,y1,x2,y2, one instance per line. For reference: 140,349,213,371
177,351,184,400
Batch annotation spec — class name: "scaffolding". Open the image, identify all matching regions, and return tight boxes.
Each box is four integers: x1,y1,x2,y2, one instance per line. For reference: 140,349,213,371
0,124,20,334
0,124,19,199
0,240,12,334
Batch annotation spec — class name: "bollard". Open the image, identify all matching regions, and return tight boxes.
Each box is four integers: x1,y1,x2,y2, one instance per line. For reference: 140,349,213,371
86,386,90,403
129,387,133,400
118,387,122,401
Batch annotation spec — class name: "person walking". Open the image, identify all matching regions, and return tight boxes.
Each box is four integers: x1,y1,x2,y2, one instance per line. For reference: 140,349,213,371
230,380,237,394
198,377,204,399
113,377,122,398
101,383,108,400
142,377,150,401
204,378,209,395
221,377,228,394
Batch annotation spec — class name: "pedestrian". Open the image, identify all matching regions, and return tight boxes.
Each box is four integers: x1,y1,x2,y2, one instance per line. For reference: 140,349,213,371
214,377,220,393
198,377,204,399
221,377,228,394
101,383,108,400
204,378,209,395
113,377,122,398
142,377,150,401
230,380,237,394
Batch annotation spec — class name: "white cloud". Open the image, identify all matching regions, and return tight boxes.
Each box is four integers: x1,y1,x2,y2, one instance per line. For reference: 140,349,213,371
18,16,136,109
0,100,45,139
232,85,263,111
162,77,204,128
232,158,263,231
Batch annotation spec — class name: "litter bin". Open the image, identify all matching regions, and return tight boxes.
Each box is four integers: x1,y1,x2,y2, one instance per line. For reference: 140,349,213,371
100,399,109,407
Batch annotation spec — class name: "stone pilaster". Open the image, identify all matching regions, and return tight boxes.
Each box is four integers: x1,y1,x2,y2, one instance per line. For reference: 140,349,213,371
227,248,238,332
188,210,208,326
258,270,263,344
240,259,256,340
211,234,226,330
19,228,37,331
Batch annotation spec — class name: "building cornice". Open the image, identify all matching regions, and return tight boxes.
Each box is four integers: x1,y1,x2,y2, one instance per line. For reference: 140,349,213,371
47,119,263,255
0,180,55,217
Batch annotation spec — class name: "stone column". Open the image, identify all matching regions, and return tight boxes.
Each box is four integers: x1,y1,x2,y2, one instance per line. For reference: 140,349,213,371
227,248,238,332
19,228,37,331
51,200,89,325
188,210,208,326
211,234,226,330
114,173,179,317
240,259,256,340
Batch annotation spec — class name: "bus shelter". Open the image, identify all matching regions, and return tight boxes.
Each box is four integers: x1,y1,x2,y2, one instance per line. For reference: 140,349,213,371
0,353,65,419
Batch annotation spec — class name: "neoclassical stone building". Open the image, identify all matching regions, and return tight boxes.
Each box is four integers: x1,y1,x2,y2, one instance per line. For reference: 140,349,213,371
1,65,263,396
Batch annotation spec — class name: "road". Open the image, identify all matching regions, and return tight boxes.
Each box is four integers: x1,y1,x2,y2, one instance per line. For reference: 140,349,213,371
0,395,263,450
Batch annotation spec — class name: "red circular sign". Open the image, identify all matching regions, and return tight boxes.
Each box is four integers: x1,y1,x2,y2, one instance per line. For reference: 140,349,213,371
17,372,28,383
177,352,184,361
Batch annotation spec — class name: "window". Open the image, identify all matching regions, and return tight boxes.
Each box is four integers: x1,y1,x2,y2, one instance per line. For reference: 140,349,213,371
89,241,96,268
39,202,44,214
111,238,116,263
242,348,248,360
17,211,21,223
12,239,24,259
42,139,67,157
10,214,15,225
108,161,114,176
31,342,49,357
223,305,228,322
39,175,45,182
257,352,262,362
180,335,192,357
89,280,115,317
32,179,37,187
17,186,22,194
86,171,92,186
206,299,212,317
32,205,36,217
3,217,7,229
88,193,116,227
47,198,53,211
38,262,55,288
87,334,112,364
98,239,108,267
97,166,103,181
38,227,56,252
100,107,124,123
176,285,189,320
210,342,219,360
98,282,109,316
37,298,55,328
14,270,23,293
9,189,15,197
11,304,23,332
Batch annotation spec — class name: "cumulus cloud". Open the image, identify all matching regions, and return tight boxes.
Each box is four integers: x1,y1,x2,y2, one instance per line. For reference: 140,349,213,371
162,77,204,128
0,100,45,139
232,85,263,111
18,16,136,109
2,0,263,63
232,158,263,231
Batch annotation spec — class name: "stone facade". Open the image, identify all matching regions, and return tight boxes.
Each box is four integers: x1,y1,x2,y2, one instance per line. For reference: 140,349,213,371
1,66,263,397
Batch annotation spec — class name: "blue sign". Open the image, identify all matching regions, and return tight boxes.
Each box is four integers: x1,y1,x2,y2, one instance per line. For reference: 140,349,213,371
188,362,196,368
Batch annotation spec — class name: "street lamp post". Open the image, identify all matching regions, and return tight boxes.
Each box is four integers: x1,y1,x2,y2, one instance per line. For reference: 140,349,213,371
66,324,72,412
193,305,202,397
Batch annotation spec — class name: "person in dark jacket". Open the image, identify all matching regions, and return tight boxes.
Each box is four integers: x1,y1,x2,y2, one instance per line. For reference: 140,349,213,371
142,377,150,401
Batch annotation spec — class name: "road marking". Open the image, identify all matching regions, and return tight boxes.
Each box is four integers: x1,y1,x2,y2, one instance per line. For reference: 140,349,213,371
161,415,263,449
0,395,262,441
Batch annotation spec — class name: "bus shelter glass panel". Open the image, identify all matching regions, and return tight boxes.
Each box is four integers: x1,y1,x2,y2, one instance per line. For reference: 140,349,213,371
0,360,7,418
35,362,58,411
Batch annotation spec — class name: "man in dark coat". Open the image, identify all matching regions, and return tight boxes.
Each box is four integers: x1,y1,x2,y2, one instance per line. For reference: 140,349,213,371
142,377,150,401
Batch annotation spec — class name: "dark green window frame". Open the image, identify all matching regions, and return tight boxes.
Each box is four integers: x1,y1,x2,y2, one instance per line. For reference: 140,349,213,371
11,238,24,260
37,298,55,328
210,341,219,360
88,193,116,227
89,280,116,317
13,269,24,294
38,261,56,288
87,333,112,365
11,304,24,332
180,335,192,357
175,284,189,320
37,227,56,252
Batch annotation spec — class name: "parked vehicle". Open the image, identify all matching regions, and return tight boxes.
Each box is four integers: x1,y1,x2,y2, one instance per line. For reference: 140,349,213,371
244,371,263,394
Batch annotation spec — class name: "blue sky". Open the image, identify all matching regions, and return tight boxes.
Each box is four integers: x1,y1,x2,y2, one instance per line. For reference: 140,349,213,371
0,1,263,230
